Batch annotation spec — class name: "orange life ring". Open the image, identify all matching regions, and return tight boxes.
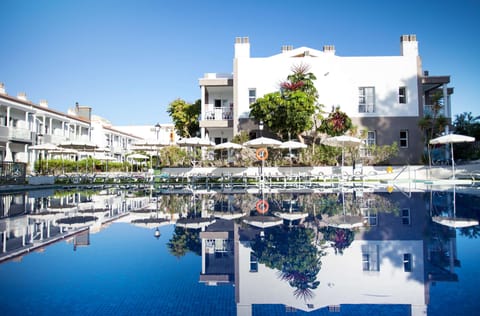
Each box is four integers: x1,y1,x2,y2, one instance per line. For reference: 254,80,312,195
256,147,268,161
256,199,269,214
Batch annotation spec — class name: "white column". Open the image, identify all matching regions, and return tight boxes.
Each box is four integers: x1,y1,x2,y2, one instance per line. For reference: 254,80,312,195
443,84,450,134
2,232,6,253
201,238,206,274
6,106,10,127
22,228,26,246
5,141,12,162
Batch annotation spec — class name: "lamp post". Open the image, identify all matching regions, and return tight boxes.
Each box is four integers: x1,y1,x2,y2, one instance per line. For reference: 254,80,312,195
259,120,264,190
155,123,161,168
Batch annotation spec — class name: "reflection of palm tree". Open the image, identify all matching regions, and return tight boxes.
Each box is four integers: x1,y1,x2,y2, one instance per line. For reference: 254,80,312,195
279,268,320,301
251,227,323,301
167,226,201,258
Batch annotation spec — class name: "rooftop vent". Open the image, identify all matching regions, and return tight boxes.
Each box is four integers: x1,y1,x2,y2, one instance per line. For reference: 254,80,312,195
0,83,5,94
235,37,249,44
281,45,293,53
323,45,336,54
39,99,48,107
401,34,417,42
17,92,28,101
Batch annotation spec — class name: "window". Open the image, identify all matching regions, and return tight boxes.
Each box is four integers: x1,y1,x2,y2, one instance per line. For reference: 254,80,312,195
362,245,379,271
214,99,222,108
400,129,408,148
366,131,376,146
403,253,412,272
361,131,376,157
363,210,378,226
250,252,258,272
358,87,375,113
399,87,407,104
401,208,411,225
248,88,256,104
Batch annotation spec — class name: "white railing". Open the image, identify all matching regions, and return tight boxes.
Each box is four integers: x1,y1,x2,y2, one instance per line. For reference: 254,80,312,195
203,106,233,120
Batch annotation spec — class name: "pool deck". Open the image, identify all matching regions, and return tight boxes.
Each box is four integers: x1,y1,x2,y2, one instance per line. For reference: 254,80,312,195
1,163,480,193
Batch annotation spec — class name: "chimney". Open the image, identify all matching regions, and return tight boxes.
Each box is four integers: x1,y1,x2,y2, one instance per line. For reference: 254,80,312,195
323,45,336,55
234,36,250,58
281,45,293,53
0,83,5,94
39,99,48,107
17,92,28,101
400,34,418,56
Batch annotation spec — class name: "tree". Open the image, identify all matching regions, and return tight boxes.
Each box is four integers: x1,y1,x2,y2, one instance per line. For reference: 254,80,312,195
249,64,321,142
453,112,480,160
454,112,480,139
318,106,352,136
167,98,200,138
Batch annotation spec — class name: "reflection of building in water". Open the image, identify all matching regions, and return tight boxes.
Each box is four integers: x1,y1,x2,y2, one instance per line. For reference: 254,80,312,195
198,192,466,316
73,229,90,251
199,220,235,285
0,188,131,262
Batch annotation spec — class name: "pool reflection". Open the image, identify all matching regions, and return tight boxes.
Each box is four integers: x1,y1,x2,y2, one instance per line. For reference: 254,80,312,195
1,183,479,315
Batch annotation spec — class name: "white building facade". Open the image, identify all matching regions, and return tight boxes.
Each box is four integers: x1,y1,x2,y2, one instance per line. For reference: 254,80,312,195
199,35,453,164
0,84,165,172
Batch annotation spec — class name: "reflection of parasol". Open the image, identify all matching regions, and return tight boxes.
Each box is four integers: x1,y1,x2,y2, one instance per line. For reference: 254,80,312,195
322,185,364,229
321,135,362,168
432,216,479,228
130,218,172,229
55,215,98,228
212,212,246,220
429,133,475,179
176,217,216,229
274,211,308,221
431,185,479,228
243,215,283,229
322,214,364,229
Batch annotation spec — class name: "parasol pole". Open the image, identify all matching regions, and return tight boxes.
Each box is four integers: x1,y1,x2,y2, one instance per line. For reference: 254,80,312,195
450,142,455,180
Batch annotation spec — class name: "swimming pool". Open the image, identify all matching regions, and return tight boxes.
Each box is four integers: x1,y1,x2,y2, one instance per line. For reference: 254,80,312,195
0,184,479,315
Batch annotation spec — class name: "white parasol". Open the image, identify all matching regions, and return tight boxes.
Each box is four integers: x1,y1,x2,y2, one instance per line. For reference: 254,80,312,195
429,133,475,179
321,135,362,168
243,137,282,148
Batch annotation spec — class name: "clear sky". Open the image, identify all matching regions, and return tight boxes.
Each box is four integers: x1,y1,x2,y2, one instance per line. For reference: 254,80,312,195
1,0,479,126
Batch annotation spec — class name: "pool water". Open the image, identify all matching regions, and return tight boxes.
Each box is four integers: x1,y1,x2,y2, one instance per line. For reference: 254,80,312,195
0,185,479,315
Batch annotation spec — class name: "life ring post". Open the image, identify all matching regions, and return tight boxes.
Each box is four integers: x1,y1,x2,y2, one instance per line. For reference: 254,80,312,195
255,199,269,214
256,148,268,161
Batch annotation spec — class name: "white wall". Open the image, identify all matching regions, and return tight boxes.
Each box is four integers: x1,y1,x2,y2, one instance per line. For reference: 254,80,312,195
235,51,419,119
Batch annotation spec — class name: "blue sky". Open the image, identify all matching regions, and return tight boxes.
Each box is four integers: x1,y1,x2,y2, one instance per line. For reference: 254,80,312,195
1,0,479,126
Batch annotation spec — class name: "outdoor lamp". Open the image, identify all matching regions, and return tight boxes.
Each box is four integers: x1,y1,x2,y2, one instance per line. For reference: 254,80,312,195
259,120,264,136
154,228,161,239
155,123,161,141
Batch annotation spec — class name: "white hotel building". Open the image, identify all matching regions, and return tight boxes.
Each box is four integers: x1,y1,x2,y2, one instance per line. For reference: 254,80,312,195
0,85,173,172
199,35,453,164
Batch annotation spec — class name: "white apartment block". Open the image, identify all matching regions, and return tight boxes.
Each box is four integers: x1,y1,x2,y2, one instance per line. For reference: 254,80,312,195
0,84,157,172
199,35,453,164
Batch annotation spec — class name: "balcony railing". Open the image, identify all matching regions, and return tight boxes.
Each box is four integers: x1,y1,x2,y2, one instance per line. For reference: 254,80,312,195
0,162,26,185
203,107,233,121
424,105,446,117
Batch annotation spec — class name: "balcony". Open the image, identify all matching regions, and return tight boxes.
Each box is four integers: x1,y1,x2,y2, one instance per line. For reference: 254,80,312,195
200,106,233,128
0,126,34,143
424,105,446,117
